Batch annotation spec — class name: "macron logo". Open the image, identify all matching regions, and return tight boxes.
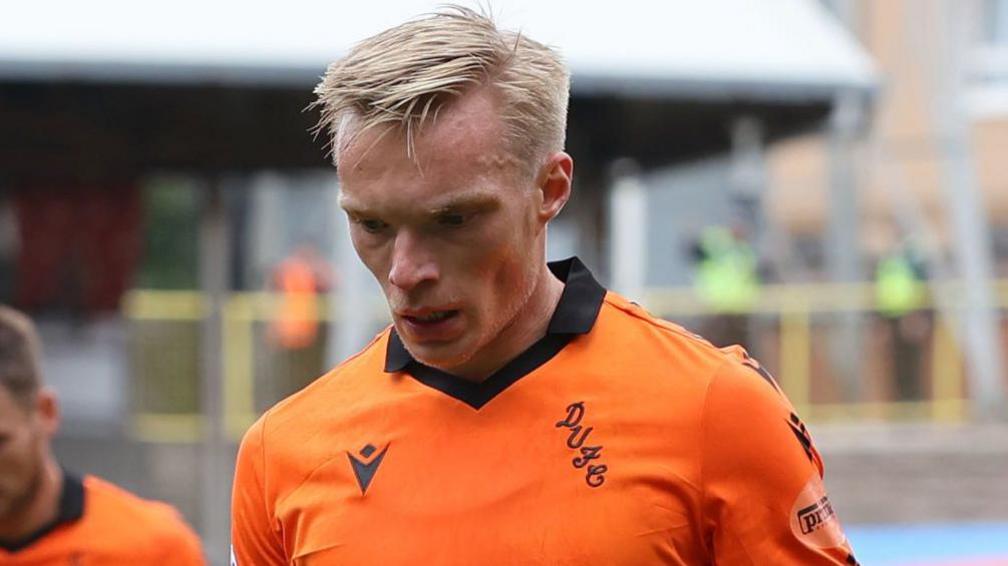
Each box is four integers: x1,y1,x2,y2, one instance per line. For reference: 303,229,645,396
347,443,390,495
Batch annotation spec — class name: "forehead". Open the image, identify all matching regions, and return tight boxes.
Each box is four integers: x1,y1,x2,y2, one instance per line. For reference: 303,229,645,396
337,89,525,210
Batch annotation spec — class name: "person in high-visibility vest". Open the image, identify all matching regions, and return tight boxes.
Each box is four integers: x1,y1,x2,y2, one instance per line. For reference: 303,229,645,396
693,226,760,313
692,226,760,348
875,252,926,318
874,248,929,401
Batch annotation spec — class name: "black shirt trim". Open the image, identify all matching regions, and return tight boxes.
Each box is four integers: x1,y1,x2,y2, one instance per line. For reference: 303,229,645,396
0,470,85,553
384,256,606,409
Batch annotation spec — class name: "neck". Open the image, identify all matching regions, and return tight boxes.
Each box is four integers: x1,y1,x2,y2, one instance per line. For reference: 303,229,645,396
0,457,62,544
450,262,565,382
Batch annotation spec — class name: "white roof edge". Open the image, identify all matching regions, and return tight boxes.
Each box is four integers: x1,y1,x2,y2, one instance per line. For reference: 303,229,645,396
0,0,877,99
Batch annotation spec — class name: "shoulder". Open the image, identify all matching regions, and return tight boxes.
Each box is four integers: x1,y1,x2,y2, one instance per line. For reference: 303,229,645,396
234,328,391,495
82,476,203,556
258,327,390,432
595,291,752,384
698,348,819,484
589,291,790,423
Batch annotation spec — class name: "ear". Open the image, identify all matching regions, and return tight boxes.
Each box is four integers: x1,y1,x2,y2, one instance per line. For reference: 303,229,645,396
34,387,60,437
535,151,573,223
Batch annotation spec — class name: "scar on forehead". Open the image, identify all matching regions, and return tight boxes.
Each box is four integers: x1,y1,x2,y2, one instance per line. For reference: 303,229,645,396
475,151,523,170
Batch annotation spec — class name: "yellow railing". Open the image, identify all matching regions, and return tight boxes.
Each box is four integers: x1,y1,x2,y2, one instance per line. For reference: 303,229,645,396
122,281,1008,442
123,292,390,443
644,280,1008,422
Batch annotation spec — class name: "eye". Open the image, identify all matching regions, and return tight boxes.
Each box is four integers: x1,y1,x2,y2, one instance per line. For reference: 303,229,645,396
436,212,469,227
362,220,387,233
354,217,388,234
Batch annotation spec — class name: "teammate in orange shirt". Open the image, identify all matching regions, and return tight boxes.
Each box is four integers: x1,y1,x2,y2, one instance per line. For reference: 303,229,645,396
0,305,206,565
232,6,860,564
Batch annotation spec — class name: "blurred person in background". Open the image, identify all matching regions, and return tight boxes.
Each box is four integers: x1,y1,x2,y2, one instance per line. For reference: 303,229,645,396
266,243,336,403
231,5,859,565
691,224,760,348
269,243,334,352
0,305,205,565
875,245,930,401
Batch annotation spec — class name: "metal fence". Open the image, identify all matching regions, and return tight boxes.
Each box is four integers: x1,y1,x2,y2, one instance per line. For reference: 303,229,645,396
121,281,1008,445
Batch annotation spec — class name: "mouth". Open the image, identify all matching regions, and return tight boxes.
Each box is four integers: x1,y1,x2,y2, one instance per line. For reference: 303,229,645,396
396,307,464,342
400,309,460,325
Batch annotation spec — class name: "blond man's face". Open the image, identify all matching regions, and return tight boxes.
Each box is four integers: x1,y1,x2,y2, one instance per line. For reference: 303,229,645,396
338,89,548,374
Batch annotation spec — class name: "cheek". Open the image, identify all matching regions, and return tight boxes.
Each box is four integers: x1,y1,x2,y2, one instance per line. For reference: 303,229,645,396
480,248,531,303
0,438,32,484
474,209,532,259
349,232,391,282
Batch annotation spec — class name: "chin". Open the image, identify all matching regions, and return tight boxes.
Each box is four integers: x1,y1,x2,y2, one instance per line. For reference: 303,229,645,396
407,341,477,371
0,491,24,521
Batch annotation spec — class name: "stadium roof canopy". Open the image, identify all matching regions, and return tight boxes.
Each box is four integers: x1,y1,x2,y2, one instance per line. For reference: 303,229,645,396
0,0,874,98
0,0,877,177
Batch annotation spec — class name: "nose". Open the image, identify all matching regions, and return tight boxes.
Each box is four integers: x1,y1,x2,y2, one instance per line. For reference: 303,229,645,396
387,230,439,292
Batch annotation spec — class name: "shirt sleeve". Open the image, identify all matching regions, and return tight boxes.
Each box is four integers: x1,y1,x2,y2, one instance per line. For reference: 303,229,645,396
701,358,860,565
231,414,287,565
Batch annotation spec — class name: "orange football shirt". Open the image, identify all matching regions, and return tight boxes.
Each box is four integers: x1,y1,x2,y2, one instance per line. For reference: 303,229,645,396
1,472,205,565
231,257,859,565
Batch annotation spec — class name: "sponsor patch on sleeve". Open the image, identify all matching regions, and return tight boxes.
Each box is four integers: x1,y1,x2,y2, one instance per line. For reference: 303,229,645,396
789,473,848,549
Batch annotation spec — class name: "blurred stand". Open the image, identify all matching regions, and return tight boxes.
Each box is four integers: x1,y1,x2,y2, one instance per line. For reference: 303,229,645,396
827,90,868,402
608,160,647,303
928,0,1006,419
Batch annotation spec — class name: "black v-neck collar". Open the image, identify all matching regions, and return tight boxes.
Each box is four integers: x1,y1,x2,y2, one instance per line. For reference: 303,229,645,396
384,257,606,409
0,470,85,553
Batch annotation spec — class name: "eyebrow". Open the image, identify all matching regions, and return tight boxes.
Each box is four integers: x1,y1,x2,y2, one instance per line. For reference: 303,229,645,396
338,197,369,216
426,192,500,216
339,190,501,218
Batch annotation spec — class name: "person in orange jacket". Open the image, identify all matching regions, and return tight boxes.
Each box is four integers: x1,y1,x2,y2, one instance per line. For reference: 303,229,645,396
0,305,205,565
270,244,334,351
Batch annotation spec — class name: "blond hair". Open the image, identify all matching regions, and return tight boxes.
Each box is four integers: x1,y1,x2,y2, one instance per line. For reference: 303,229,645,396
0,305,42,408
313,5,570,172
